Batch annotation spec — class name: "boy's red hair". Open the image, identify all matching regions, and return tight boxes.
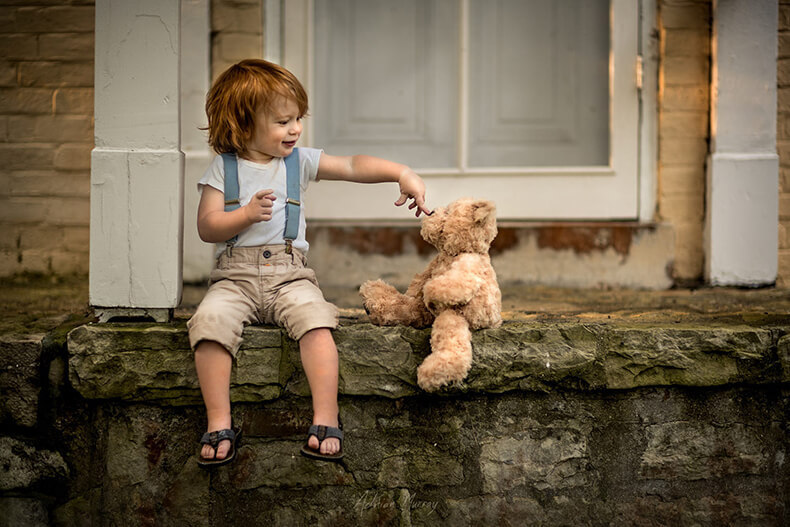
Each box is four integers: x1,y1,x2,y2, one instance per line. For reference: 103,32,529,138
205,59,309,154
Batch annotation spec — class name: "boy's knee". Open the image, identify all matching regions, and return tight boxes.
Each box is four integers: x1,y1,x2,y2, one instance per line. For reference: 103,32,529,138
188,310,243,356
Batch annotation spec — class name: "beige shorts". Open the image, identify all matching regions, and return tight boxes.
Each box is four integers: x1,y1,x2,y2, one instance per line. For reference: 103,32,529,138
187,245,339,356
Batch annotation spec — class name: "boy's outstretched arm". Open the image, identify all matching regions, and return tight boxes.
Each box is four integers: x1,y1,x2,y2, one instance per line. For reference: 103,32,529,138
317,154,431,217
197,185,276,243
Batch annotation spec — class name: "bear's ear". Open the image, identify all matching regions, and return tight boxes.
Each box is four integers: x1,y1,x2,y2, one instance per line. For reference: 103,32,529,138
472,200,496,224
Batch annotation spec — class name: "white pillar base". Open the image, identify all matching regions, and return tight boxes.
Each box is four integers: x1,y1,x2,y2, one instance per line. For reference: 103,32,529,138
705,153,779,286
90,149,184,308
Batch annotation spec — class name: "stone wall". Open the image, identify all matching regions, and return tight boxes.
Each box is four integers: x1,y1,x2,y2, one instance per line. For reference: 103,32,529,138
1,316,787,525
0,1,94,277
778,0,790,287
210,0,263,80
656,0,711,284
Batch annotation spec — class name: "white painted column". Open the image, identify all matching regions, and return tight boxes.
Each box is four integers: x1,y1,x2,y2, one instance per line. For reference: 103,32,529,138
181,0,214,283
706,0,779,286
91,0,184,321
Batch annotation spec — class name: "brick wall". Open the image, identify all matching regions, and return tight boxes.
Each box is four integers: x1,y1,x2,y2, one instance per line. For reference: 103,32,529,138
779,1,790,287
0,1,94,277
210,0,263,80
657,0,711,284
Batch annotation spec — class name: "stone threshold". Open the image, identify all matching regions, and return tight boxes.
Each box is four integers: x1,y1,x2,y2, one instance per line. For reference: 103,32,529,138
67,317,790,405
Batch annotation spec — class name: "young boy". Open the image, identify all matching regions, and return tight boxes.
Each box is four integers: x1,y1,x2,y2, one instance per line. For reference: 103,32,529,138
189,59,430,467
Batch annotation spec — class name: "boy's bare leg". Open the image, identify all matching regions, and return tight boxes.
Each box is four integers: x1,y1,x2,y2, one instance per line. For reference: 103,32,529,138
299,328,341,455
195,340,233,460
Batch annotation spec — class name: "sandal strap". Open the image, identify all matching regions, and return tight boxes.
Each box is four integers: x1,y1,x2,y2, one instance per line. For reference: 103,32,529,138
199,428,236,447
307,424,343,442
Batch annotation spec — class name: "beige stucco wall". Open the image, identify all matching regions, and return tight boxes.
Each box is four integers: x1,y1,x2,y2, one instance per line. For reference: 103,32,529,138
0,0,786,288
0,1,94,276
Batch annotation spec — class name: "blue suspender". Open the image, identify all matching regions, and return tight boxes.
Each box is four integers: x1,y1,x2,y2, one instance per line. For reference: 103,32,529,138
282,149,301,253
221,153,241,247
221,148,301,253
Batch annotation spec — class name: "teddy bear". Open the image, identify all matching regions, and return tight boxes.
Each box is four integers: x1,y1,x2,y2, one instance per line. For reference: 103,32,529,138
359,198,502,391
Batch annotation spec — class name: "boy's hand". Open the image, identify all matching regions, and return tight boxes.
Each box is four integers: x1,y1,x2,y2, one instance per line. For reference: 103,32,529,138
245,189,276,222
395,169,432,217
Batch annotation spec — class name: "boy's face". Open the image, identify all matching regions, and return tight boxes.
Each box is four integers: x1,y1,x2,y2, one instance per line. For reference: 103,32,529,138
245,96,302,163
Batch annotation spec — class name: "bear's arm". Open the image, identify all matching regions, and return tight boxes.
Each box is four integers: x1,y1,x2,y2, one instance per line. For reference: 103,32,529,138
422,253,485,309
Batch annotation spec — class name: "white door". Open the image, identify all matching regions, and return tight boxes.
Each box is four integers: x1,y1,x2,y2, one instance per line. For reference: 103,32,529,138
283,0,640,220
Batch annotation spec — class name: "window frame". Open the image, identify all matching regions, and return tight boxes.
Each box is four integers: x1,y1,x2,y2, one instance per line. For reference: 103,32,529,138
274,0,657,222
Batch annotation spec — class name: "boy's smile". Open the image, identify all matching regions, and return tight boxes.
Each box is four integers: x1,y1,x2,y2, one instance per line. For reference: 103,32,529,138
244,96,303,163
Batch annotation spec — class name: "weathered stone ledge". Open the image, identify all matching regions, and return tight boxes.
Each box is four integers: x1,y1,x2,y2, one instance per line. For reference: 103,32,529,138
66,320,790,404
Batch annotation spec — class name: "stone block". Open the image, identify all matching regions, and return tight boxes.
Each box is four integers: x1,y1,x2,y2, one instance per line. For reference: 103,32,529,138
441,496,546,527
67,323,284,404
468,324,603,392
663,56,709,86
53,87,93,115
603,326,777,389
0,61,15,88
480,428,591,493
5,172,89,198
659,165,705,195
659,110,708,140
376,444,464,488
0,34,37,61
0,144,56,170
662,28,711,57
781,167,790,191
660,3,710,29
781,193,790,220
44,196,90,226
0,335,44,428
211,2,262,33
0,87,53,114
14,5,94,33
48,250,88,274
333,324,429,398
7,115,93,143
779,87,790,115
640,422,769,480
100,406,210,526
212,439,354,490
0,436,68,492
658,194,705,223
658,138,709,166
213,33,263,64
779,334,790,381
661,85,709,111
613,495,783,526
0,498,49,527
18,61,94,88
16,226,65,251
38,33,94,61
779,32,790,59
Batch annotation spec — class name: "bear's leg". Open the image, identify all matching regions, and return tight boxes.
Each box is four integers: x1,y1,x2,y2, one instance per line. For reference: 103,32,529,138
417,310,472,391
359,279,432,327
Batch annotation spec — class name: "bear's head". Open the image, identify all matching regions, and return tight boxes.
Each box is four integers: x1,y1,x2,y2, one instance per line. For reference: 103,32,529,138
420,198,497,256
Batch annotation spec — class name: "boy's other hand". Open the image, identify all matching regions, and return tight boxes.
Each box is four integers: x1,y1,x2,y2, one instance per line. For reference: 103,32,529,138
245,189,276,222
395,170,432,217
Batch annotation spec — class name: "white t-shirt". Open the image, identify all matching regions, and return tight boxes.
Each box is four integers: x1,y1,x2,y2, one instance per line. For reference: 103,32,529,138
198,147,323,257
